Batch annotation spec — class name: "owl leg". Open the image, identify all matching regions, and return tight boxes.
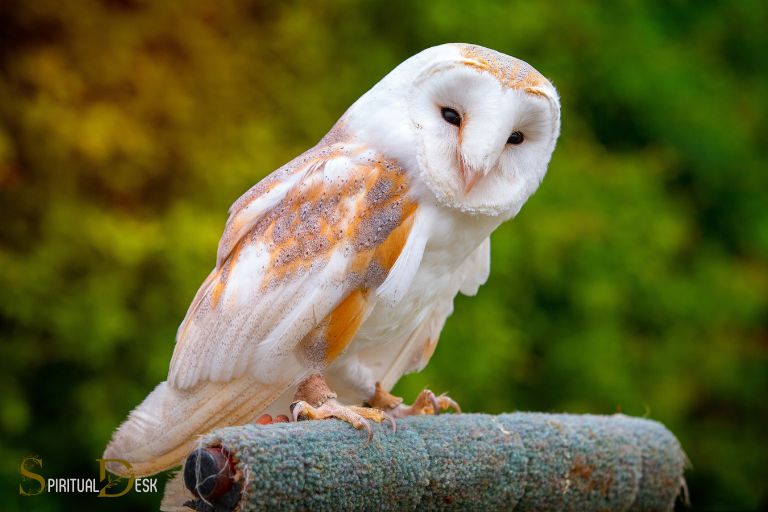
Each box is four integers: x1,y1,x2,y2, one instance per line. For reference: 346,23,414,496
367,382,461,418
290,374,395,441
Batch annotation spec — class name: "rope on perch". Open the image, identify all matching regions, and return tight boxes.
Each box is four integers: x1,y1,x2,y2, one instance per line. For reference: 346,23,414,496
161,413,687,512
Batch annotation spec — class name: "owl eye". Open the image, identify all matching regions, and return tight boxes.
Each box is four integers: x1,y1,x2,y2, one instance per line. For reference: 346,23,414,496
440,107,461,127
507,131,525,145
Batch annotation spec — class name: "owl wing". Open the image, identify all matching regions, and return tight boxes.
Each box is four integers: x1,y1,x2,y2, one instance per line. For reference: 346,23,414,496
168,142,425,390
368,238,491,391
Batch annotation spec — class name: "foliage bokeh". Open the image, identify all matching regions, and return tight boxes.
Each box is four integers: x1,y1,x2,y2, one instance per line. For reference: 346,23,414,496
1,1,766,510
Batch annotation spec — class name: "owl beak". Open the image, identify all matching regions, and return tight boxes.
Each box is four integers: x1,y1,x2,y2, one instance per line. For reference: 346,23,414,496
460,160,482,194
459,119,504,193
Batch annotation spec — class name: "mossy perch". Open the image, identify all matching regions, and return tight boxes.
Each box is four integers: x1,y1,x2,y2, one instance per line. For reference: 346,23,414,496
162,413,687,512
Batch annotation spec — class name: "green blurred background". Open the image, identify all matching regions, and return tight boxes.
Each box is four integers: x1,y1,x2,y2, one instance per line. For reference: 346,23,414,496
1,1,766,510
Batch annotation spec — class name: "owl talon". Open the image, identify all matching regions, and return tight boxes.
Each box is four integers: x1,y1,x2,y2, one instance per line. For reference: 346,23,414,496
429,392,441,416
290,401,307,422
362,419,373,444
370,385,461,418
437,393,461,413
383,411,397,433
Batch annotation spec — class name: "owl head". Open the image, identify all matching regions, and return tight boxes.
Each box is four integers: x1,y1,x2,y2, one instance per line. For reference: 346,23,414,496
344,43,560,218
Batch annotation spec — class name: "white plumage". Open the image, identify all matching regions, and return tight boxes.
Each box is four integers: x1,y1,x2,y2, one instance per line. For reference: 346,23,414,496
105,43,560,476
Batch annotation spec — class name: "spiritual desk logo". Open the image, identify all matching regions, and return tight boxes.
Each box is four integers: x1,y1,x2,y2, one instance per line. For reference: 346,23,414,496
19,455,158,497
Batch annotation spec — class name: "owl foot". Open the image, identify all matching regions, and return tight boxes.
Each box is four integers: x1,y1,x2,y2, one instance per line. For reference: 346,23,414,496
367,382,461,419
290,373,395,441
290,399,394,441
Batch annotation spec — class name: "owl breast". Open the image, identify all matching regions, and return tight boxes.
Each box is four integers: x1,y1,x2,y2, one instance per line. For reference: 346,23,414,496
341,200,501,384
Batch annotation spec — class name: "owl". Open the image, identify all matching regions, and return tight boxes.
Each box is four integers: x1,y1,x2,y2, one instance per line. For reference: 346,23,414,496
104,43,560,476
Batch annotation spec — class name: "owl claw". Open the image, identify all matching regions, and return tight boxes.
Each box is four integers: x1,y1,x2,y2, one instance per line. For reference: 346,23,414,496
289,401,306,423
437,393,461,413
383,411,397,433
370,386,462,419
429,392,441,416
362,419,373,444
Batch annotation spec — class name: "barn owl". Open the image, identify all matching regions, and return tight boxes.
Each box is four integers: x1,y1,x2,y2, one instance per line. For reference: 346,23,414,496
104,43,560,476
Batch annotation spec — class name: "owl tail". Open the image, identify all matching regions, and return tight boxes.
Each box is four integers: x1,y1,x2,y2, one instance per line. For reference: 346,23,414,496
103,377,287,477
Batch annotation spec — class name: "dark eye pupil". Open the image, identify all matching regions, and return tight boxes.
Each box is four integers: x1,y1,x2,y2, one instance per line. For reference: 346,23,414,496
441,107,461,126
507,131,524,145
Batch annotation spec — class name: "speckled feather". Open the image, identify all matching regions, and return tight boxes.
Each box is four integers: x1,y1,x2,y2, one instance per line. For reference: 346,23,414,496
170,143,418,390
458,44,548,94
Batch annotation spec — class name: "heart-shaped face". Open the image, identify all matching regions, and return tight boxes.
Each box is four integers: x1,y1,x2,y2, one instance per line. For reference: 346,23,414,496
346,43,560,218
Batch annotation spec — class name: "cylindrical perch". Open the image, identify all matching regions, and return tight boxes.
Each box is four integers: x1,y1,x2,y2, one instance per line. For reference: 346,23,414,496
162,413,687,512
